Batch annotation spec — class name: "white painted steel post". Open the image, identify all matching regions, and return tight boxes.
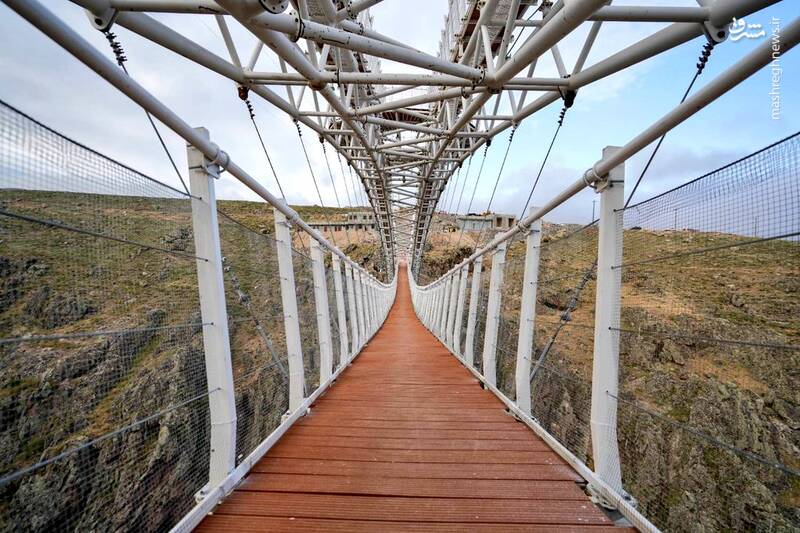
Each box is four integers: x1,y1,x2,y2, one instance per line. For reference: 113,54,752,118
273,207,305,411
464,257,483,366
590,146,625,497
331,255,349,368
439,276,452,339
310,240,334,383
366,280,376,335
437,282,447,338
370,282,379,332
428,287,436,329
515,210,543,415
345,263,359,358
482,242,507,387
355,270,367,346
445,270,460,349
186,129,236,492
423,288,432,327
452,265,469,356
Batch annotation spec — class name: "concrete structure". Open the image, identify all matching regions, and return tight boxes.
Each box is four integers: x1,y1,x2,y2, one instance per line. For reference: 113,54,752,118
309,210,377,232
456,212,517,231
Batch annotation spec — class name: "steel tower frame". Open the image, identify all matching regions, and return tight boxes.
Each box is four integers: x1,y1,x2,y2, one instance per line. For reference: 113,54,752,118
64,0,780,272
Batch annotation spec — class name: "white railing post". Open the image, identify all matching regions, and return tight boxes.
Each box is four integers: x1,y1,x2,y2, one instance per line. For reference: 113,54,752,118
482,242,507,387
423,287,429,326
331,255,349,368
355,270,367,346
445,270,460,349
439,276,452,339
590,146,625,498
367,279,376,335
463,256,483,366
452,264,469,356
186,129,236,493
427,284,435,329
273,207,305,412
515,210,543,415
345,263,359,358
437,282,447,338
369,281,378,333
310,239,334,383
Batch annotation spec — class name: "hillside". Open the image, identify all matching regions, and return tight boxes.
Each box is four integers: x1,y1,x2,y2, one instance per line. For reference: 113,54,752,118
419,224,799,531
0,190,382,531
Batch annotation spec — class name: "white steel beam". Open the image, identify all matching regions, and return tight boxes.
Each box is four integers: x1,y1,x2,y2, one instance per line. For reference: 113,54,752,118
481,242,507,387
186,127,236,492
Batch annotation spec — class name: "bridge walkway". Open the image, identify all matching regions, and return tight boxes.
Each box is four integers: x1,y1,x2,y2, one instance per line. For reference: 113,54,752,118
196,265,631,532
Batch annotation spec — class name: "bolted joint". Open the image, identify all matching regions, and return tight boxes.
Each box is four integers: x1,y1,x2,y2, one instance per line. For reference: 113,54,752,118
258,0,289,14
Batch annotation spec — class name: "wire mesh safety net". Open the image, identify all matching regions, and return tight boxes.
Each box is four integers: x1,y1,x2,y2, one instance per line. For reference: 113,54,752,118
325,265,344,369
615,133,800,531
0,101,210,531
217,209,289,464
439,133,799,532
469,261,491,373
293,248,321,396
527,221,599,467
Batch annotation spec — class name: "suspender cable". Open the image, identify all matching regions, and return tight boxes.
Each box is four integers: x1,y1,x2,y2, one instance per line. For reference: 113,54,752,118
453,151,475,216
454,141,491,251
624,40,716,209
519,88,577,219
239,90,287,201
530,40,718,388
320,137,352,247
336,151,355,208
103,32,190,196
474,124,518,249
294,119,339,248
444,163,463,214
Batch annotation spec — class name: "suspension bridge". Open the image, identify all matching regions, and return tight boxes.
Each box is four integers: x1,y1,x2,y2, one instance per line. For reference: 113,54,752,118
0,0,798,532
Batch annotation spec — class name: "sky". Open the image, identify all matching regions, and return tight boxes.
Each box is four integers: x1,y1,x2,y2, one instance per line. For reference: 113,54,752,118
0,1,798,225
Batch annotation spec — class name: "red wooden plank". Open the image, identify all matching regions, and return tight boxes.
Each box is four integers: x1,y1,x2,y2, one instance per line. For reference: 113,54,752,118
251,458,582,481
266,444,565,464
288,425,535,440
276,434,552,451
239,473,587,500
197,515,634,533
212,492,612,525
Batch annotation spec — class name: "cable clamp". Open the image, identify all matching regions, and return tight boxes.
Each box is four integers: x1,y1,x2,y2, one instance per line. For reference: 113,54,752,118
583,166,603,191
206,144,230,178
86,7,118,32
516,221,532,236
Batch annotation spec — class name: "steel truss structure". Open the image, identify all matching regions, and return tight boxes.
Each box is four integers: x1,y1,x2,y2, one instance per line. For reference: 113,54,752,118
21,0,789,272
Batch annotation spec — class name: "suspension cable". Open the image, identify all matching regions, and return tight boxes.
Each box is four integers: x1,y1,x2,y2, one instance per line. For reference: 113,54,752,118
239,88,287,201
444,164,463,214
453,152,475,215
294,119,339,247
320,136,352,247
474,125,518,249
336,151,355,208
454,141,492,250
529,40,718,384
624,40,716,208
519,88,576,219
103,32,190,196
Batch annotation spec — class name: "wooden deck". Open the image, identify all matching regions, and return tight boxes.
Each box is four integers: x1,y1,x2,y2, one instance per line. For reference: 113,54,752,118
196,265,630,532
